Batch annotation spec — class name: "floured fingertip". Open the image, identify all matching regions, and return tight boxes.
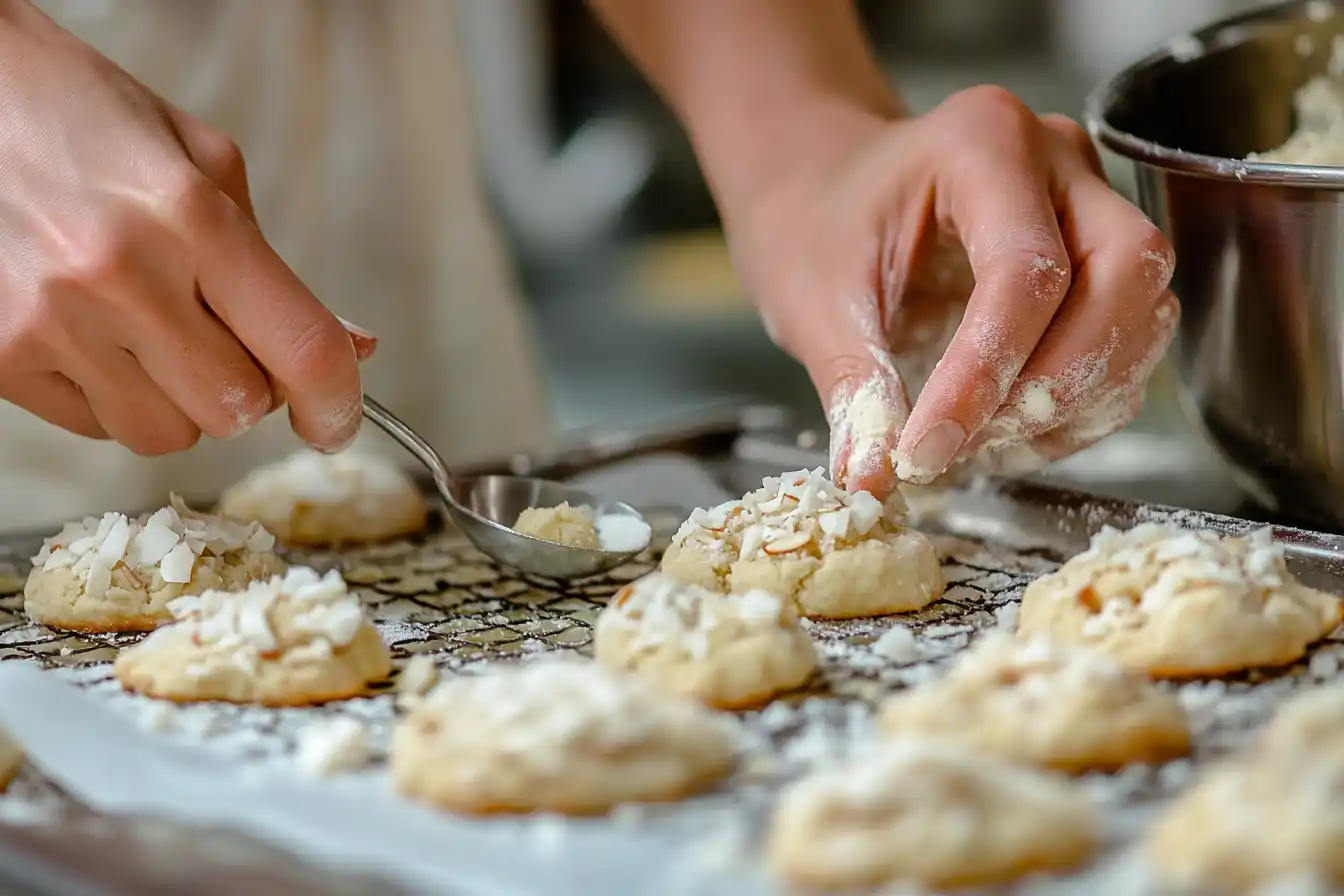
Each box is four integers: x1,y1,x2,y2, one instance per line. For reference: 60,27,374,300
844,442,899,501
219,385,272,439
294,392,364,454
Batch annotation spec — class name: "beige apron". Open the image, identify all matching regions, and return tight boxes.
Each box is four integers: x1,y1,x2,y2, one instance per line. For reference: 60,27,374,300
5,0,550,530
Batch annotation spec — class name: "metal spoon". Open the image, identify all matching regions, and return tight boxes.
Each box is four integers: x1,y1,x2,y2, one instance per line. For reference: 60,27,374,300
361,396,650,579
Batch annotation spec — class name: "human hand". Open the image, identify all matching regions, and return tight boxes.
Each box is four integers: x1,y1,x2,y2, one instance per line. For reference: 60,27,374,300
728,86,1177,500
0,3,373,455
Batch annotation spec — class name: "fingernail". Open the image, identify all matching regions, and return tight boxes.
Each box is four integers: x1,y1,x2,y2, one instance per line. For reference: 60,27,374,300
351,333,378,362
337,315,376,340
902,420,966,479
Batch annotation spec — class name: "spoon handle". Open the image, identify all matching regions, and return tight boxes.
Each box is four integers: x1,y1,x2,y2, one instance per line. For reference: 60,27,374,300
361,396,454,493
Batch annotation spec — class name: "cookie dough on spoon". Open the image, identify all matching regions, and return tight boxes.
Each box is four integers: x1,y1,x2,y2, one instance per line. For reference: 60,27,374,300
513,502,651,553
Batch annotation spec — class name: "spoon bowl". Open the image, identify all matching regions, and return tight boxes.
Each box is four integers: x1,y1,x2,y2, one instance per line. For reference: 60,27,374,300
361,396,651,579
450,475,648,579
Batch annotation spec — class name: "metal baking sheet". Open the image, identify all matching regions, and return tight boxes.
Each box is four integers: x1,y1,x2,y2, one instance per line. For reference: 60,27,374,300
0,414,1339,894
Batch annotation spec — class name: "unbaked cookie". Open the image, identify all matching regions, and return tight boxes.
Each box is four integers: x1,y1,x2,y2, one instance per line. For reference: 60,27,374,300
513,502,600,550
1146,732,1344,892
768,738,1100,891
878,633,1191,773
594,572,816,709
661,467,944,619
114,567,391,706
1017,523,1341,678
0,729,21,791
391,661,738,815
26,495,284,633
216,450,429,547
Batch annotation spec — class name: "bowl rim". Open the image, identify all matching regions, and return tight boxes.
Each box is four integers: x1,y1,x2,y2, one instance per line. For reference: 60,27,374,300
1084,0,1344,187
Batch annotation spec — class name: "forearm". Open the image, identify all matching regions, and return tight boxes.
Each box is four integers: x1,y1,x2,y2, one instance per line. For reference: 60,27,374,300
591,0,903,220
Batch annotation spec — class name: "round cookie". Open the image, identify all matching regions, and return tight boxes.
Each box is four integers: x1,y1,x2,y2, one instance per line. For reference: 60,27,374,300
391,661,738,815
26,495,284,633
513,502,599,550
0,730,22,791
114,567,391,706
1146,743,1344,892
1017,523,1342,678
661,467,944,619
216,450,429,547
594,572,816,709
878,633,1191,773
1255,685,1344,759
767,739,1100,891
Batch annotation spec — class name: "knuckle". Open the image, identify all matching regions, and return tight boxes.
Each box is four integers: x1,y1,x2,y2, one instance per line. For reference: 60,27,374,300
153,167,224,229
946,85,1034,130
50,226,136,291
190,128,247,182
960,360,1014,415
1041,113,1093,152
1130,224,1176,294
992,236,1072,303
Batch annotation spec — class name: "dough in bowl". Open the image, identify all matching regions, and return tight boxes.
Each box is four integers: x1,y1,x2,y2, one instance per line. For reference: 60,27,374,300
878,632,1191,773
391,660,738,815
1017,523,1341,678
594,571,816,709
661,467,944,619
767,738,1100,891
217,450,429,547
114,567,391,706
25,495,283,633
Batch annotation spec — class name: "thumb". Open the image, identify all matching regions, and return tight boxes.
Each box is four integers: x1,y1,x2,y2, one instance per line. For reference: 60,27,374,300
794,306,912,500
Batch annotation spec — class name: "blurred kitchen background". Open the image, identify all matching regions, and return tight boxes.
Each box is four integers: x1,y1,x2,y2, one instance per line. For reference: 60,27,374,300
454,0,1272,512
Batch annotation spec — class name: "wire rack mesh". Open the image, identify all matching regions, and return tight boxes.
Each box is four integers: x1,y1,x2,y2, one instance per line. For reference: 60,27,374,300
0,492,1338,894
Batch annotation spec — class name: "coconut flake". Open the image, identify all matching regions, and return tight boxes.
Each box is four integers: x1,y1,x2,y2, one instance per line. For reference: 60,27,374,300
159,541,198,585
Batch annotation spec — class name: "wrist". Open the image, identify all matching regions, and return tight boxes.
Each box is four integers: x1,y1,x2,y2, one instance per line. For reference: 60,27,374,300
696,90,902,228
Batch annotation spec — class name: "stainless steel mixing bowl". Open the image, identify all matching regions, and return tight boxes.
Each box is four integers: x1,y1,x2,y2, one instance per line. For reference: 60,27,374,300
1086,0,1344,528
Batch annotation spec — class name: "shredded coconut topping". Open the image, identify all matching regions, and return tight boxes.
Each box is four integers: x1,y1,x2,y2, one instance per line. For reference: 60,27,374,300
31,495,276,597
139,568,369,672
671,468,903,560
1056,523,1290,636
602,573,790,659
